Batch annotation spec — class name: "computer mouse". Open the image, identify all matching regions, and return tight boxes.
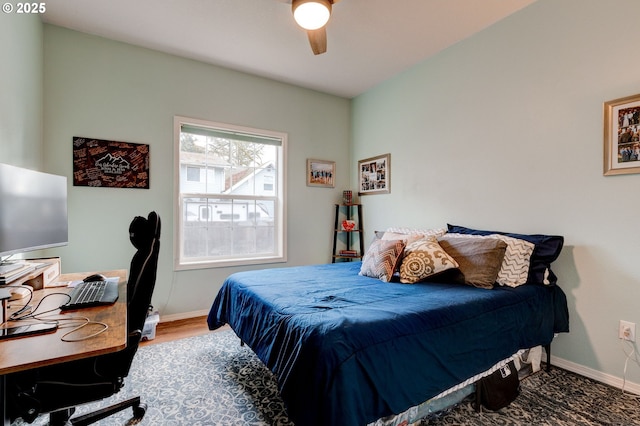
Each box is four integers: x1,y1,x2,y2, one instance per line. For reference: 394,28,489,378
83,273,107,282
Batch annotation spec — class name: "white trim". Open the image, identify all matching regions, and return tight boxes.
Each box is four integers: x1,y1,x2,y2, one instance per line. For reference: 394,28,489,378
173,116,183,272
159,309,210,323
173,115,287,271
550,355,640,395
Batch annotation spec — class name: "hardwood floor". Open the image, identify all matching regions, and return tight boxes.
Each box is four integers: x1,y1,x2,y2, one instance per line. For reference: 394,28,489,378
140,315,229,346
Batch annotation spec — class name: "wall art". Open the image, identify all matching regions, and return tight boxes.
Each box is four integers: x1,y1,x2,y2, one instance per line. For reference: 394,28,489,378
604,94,640,176
73,137,150,188
358,153,390,195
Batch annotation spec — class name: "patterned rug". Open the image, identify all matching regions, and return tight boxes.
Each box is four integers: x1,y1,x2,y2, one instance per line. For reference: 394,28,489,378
11,329,640,425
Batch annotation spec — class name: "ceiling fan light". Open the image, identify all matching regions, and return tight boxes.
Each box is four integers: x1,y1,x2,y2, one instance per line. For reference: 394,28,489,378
292,0,332,31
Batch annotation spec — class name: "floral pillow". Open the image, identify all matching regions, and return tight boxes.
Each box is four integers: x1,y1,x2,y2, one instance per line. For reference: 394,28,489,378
399,237,459,284
359,239,405,282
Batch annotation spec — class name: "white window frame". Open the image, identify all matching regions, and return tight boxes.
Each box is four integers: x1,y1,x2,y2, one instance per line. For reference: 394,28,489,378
174,116,287,270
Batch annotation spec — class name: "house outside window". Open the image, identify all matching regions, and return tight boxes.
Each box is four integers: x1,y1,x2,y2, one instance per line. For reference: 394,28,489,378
174,116,287,269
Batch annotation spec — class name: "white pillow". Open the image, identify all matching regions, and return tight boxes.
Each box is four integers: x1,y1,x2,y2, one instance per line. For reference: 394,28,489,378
384,227,447,239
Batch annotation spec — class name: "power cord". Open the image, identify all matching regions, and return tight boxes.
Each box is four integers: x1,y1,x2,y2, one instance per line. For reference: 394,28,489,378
5,284,35,319
620,338,640,399
9,292,70,321
58,316,109,342
9,292,109,341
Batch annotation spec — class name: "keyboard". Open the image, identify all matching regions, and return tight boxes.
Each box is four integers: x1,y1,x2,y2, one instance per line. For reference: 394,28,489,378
61,280,119,310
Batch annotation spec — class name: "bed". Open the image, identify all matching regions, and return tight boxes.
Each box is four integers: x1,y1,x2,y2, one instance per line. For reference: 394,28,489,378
207,224,570,426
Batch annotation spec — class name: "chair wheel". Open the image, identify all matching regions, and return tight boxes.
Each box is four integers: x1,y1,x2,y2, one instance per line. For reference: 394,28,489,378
132,403,147,419
124,403,147,425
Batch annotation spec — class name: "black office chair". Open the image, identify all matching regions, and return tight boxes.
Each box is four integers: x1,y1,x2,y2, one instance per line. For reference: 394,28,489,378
8,211,161,426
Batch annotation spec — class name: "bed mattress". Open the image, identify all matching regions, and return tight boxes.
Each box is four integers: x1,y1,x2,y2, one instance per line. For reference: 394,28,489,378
208,261,568,426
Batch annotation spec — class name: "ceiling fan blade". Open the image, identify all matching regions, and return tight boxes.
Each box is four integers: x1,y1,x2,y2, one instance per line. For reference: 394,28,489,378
307,27,327,55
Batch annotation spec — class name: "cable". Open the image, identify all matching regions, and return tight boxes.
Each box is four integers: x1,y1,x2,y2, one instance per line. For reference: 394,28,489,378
16,311,109,342
620,338,640,398
159,263,176,316
5,284,34,319
7,291,109,342
60,320,109,342
9,292,70,321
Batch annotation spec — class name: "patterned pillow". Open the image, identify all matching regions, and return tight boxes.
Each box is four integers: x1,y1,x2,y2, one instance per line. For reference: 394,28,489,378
444,233,534,287
359,239,406,282
381,231,424,246
399,237,459,284
437,235,508,289
489,234,534,287
384,227,447,239
447,224,564,285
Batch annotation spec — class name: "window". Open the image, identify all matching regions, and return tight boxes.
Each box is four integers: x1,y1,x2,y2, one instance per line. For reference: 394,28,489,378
263,175,274,191
174,116,287,269
186,166,201,182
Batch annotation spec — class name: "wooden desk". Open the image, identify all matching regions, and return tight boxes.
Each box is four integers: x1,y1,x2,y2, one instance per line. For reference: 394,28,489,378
0,270,128,425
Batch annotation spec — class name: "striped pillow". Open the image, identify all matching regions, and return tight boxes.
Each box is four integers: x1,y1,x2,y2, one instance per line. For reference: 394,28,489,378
359,239,405,282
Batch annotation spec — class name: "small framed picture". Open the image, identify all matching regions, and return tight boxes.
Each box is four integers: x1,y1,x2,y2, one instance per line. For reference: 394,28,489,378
604,93,640,176
306,159,335,187
358,153,390,195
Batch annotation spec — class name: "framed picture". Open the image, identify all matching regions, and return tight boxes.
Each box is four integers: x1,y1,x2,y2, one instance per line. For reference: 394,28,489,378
306,159,335,187
72,136,150,188
358,153,390,195
604,94,640,176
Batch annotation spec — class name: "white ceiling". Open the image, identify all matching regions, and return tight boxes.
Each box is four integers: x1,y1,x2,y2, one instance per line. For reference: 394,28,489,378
42,0,537,99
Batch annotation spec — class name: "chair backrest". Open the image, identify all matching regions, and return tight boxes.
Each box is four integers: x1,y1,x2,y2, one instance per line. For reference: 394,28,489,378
127,211,161,335
97,211,160,377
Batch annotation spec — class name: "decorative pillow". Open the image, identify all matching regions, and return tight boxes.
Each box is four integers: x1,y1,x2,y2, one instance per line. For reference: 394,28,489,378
384,227,447,239
399,237,459,284
437,235,508,289
444,233,534,287
359,239,406,282
380,229,447,275
447,224,564,285
381,231,424,246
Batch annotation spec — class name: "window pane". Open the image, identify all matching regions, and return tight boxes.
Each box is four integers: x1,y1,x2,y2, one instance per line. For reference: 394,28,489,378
185,166,198,181
181,197,276,259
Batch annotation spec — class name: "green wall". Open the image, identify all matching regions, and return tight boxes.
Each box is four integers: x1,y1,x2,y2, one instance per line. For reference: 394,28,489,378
352,0,640,390
0,12,42,168
41,25,351,317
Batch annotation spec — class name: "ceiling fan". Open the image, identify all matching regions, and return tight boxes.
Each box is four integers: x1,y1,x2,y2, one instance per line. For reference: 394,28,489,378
281,0,341,55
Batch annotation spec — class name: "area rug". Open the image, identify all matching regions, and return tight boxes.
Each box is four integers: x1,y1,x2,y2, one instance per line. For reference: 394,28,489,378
11,329,640,425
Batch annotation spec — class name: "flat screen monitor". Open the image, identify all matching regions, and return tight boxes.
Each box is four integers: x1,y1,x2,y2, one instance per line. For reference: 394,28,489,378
0,163,68,260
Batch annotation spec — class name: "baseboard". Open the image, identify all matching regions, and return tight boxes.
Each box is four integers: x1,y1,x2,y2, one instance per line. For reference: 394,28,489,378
550,355,640,395
159,309,209,323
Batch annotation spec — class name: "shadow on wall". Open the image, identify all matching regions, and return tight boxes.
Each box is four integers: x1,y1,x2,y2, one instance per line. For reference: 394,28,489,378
552,245,594,368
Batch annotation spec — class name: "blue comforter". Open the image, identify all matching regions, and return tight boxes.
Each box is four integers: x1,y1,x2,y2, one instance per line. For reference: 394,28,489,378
208,262,569,426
